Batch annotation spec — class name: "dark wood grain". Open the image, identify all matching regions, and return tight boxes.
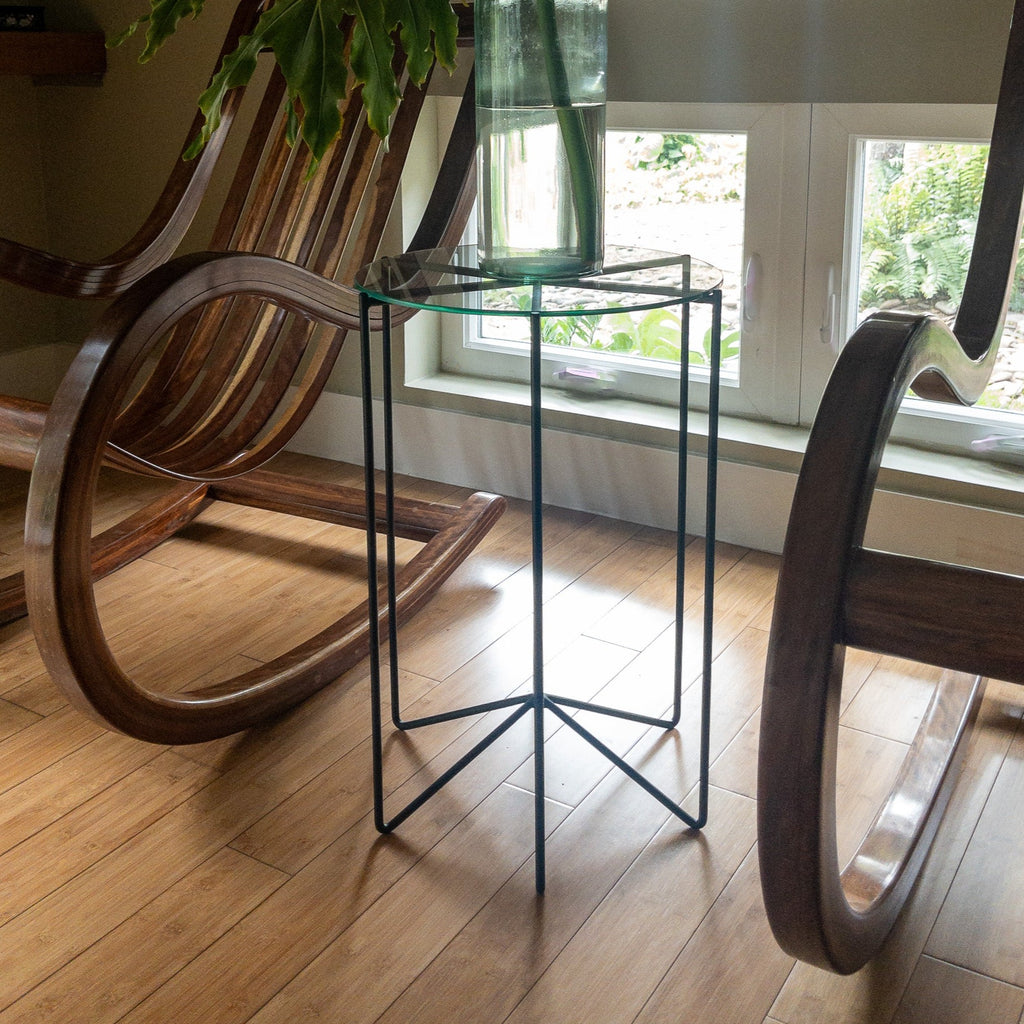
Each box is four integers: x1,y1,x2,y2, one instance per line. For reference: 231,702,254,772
845,551,1024,685
758,0,1024,974
2,4,494,742
0,32,105,77
0,395,47,471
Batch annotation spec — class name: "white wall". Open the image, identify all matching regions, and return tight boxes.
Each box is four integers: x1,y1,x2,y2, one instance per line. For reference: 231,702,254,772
8,0,1023,568
607,0,1013,104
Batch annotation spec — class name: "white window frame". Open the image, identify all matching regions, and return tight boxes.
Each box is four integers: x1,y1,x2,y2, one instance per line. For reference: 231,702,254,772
436,101,812,424
800,102,1024,454
404,97,1022,460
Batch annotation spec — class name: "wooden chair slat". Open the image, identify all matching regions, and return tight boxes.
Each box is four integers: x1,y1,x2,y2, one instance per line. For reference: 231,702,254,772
758,0,1024,974
2,5,501,746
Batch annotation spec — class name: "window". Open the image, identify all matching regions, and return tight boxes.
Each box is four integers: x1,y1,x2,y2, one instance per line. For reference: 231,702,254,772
410,97,1023,465
803,103,1024,457
462,130,743,391
437,102,811,423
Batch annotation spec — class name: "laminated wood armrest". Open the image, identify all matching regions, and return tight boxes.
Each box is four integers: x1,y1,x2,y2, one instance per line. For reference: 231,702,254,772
0,121,231,299
758,223,1022,976
0,1,259,300
24,249,506,743
758,0,1024,974
5,1,496,747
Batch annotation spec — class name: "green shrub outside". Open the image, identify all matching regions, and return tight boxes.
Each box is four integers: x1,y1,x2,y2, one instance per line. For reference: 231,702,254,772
860,142,990,310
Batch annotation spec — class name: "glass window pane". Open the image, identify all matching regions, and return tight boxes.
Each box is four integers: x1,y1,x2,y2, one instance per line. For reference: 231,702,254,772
473,129,746,381
855,138,1024,414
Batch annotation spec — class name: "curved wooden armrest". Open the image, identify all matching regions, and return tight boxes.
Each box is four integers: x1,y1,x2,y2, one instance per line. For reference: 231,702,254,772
0,132,231,299
6,2,491,742
24,246,506,742
760,0,1024,970
37,248,411,483
758,310,1016,973
0,1,259,300
406,66,477,255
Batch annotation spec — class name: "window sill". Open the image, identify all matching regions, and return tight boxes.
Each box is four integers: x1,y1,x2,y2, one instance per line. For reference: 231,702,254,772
404,369,1024,517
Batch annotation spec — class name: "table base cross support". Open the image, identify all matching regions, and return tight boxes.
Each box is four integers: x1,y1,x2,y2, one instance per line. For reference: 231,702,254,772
371,691,705,893
357,246,721,894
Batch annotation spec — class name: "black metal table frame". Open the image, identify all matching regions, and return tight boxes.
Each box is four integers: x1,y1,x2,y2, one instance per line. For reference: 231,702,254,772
357,261,721,894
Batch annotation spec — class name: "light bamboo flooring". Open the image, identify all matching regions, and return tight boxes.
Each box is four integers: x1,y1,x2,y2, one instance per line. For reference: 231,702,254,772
1,452,1024,1024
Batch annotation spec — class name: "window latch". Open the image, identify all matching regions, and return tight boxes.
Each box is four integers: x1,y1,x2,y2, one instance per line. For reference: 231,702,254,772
743,253,761,322
820,264,838,349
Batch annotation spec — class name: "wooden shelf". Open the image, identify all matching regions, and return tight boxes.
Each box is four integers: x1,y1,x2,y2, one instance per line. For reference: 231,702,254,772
0,31,106,78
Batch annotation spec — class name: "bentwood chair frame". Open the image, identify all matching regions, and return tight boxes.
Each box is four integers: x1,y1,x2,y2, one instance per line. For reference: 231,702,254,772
1,2,506,745
758,0,1024,974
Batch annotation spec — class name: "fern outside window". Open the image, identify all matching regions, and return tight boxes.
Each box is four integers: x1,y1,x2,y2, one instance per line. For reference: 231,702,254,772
850,138,1024,413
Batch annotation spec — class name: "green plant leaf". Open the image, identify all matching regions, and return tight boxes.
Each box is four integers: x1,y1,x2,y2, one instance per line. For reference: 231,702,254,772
119,0,206,60
860,142,987,308
184,0,352,167
348,0,398,139
271,0,352,161
633,308,681,359
126,0,464,168
184,30,263,159
385,0,460,84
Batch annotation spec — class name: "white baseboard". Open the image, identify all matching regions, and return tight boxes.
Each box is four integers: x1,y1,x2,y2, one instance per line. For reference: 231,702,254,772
288,389,789,550
289,390,1024,574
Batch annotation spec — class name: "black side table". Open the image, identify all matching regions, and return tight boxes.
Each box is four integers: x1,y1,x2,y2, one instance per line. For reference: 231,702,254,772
356,243,723,893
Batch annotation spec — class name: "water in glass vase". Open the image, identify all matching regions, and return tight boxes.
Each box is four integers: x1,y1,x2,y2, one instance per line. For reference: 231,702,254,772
474,0,608,280
477,102,605,278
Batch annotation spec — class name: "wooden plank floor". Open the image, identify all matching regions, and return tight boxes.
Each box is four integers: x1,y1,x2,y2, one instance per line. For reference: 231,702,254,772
1,453,1023,1023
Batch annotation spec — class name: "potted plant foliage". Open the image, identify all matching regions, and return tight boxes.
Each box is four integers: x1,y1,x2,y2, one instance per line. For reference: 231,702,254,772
122,0,606,276
118,0,468,166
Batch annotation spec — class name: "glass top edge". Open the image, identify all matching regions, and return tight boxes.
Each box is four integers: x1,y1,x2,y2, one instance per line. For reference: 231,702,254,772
355,244,722,315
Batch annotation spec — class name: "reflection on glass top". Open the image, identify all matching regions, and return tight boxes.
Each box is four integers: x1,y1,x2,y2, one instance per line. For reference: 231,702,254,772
355,244,722,317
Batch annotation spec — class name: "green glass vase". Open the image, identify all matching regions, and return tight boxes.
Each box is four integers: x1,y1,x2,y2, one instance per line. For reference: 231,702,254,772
475,0,608,278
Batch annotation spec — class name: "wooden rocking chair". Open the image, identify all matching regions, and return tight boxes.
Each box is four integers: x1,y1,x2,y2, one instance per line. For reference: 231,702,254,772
758,0,1024,974
1,2,506,744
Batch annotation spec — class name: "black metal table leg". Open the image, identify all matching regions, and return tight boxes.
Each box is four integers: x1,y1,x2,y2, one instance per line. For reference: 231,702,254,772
359,283,721,890
529,290,546,892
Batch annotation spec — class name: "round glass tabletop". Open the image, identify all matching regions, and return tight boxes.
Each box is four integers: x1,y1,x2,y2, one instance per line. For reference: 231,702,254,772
355,244,722,318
